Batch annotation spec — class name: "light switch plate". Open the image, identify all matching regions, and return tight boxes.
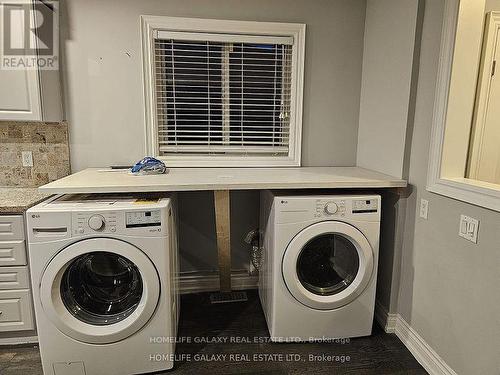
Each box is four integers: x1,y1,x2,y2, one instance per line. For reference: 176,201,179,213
459,215,479,243
21,151,33,167
419,199,429,219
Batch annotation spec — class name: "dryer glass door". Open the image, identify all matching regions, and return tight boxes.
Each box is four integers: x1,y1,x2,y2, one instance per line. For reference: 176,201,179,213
282,221,373,310
297,233,359,296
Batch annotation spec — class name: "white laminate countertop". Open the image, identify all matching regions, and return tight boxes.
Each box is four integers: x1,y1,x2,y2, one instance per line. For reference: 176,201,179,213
38,167,407,194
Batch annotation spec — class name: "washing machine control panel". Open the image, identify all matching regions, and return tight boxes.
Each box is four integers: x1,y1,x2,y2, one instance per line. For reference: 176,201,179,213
71,209,165,236
73,212,118,235
352,199,379,213
125,210,162,228
315,200,346,217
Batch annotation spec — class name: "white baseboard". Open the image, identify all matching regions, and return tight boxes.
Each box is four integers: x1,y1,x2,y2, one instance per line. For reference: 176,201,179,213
179,271,258,294
395,316,457,375
0,335,38,346
374,301,397,333
375,300,457,375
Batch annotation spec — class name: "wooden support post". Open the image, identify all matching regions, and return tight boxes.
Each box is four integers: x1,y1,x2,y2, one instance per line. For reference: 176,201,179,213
214,190,231,292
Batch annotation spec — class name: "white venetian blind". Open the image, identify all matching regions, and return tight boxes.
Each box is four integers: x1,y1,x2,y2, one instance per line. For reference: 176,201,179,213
154,32,293,156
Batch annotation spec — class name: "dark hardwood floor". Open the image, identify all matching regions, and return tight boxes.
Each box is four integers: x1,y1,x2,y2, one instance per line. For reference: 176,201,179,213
0,290,426,375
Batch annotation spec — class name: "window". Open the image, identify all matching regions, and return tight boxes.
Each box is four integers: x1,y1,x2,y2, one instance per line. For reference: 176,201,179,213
155,38,292,156
141,17,305,167
428,0,500,211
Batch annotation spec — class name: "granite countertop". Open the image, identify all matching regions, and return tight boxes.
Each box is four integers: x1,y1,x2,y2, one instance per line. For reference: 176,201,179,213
0,187,52,214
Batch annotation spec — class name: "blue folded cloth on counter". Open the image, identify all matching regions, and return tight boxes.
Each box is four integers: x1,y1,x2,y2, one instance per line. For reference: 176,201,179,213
130,157,167,175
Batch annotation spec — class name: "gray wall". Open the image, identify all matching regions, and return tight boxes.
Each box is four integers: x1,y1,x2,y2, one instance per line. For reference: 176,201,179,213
397,1,500,373
357,0,419,178
60,0,367,272
61,0,366,171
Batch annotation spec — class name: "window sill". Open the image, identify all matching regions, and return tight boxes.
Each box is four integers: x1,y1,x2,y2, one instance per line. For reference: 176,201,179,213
427,177,500,212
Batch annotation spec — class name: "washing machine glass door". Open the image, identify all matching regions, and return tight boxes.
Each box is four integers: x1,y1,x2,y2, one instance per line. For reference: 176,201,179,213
282,221,373,310
40,238,160,344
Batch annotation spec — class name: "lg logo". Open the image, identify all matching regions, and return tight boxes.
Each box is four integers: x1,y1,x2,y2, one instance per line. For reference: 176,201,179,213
31,214,40,219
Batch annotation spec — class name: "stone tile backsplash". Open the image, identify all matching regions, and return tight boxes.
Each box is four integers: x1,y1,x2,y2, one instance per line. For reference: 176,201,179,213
0,122,70,187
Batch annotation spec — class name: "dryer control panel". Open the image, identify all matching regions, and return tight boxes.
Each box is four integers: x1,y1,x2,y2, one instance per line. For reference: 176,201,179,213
274,194,381,224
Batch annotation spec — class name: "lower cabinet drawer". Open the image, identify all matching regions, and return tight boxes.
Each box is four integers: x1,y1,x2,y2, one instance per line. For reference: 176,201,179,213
0,240,27,266
0,215,25,241
0,289,34,332
0,267,30,290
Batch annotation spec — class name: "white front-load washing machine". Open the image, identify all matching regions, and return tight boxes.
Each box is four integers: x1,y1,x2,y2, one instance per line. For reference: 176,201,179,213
259,191,381,341
27,194,180,375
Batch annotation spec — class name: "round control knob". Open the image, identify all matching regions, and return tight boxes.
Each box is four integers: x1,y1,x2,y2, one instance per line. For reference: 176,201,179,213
88,215,105,231
324,202,338,215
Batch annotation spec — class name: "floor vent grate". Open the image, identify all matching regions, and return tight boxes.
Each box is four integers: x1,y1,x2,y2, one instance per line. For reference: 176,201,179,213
210,291,248,304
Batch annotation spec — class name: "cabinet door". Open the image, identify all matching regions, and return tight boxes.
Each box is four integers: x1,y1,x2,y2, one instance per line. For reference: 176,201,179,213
0,289,35,332
0,241,27,267
0,2,42,121
0,266,30,290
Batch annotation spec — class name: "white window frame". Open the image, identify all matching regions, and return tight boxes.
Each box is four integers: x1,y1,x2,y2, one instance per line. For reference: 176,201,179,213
140,16,306,167
427,0,500,211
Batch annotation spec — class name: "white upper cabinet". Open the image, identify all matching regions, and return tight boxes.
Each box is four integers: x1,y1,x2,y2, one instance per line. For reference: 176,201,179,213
0,1,62,122
0,64,43,121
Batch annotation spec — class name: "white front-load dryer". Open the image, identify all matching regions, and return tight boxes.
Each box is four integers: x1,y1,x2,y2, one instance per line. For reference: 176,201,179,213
259,191,381,341
27,194,180,375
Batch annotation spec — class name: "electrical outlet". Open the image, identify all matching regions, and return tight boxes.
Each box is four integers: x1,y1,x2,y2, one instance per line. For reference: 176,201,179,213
21,151,33,167
459,215,479,243
419,199,429,219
